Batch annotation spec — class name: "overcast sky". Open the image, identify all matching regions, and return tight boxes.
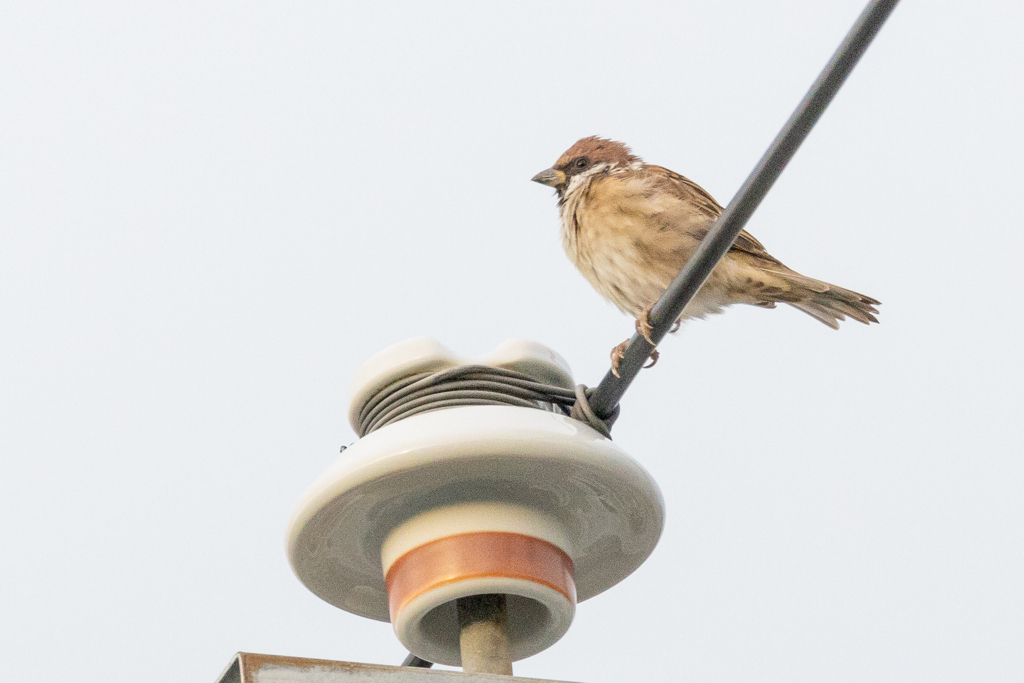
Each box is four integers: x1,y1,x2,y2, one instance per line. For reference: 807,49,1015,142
2,1,1022,681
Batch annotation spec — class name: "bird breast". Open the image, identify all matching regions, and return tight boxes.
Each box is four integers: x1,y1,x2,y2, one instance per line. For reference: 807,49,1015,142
559,171,708,318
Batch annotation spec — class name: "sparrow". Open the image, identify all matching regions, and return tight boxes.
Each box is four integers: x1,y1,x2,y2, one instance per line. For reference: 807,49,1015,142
532,137,879,374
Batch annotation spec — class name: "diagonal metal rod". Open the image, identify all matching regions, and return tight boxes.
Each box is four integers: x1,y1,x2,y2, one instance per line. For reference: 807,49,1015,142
400,4,898,662
401,653,433,668
586,0,899,420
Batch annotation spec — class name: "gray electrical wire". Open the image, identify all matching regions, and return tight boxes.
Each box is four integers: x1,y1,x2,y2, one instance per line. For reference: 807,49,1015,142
356,365,617,439
585,0,899,419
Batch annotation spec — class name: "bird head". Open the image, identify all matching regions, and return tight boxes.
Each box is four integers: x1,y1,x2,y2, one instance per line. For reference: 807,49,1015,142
531,137,640,197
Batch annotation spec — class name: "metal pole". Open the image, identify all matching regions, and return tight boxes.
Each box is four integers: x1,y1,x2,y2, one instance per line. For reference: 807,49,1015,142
586,0,900,420
457,594,514,675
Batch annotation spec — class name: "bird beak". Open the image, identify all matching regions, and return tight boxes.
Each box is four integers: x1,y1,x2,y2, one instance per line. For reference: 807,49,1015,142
531,167,565,187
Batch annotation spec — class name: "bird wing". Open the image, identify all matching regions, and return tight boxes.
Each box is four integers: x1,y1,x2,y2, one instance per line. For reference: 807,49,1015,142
646,165,723,218
645,165,782,266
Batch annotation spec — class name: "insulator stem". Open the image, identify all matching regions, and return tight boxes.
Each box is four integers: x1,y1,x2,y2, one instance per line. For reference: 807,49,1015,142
457,594,514,676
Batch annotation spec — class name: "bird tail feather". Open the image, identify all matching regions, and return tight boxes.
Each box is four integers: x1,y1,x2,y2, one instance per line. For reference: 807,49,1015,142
764,269,880,329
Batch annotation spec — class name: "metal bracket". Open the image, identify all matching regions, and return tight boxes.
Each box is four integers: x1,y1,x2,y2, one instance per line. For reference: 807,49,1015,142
214,652,579,683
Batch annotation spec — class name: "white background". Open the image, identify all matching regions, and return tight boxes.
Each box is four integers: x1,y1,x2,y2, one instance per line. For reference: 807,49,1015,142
2,1,1022,681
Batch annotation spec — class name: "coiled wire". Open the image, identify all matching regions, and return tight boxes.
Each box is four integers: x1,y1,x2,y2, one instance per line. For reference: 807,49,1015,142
355,364,617,438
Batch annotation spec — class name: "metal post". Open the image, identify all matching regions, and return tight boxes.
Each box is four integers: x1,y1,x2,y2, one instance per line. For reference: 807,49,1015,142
585,0,900,420
457,594,514,675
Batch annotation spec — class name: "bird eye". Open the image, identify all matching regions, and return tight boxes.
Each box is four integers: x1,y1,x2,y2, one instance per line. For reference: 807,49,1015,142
575,157,589,169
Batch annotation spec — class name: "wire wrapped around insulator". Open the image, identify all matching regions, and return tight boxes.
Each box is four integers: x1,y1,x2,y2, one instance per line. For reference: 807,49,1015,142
355,364,615,438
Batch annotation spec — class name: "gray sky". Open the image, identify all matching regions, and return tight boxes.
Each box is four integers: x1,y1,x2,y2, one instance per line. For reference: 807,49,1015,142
2,1,1022,681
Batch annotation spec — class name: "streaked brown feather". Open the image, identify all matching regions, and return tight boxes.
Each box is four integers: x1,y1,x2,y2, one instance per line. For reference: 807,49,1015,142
543,136,880,329
644,165,783,266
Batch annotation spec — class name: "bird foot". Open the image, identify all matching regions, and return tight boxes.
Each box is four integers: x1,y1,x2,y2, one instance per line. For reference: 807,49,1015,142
610,341,628,378
610,341,660,378
635,304,656,344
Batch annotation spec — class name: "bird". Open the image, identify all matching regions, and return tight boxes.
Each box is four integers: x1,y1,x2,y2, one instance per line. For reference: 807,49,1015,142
531,136,879,375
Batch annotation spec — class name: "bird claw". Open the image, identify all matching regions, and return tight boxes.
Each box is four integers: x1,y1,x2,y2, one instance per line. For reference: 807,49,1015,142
635,304,656,344
610,341,628,378
610,342,660,378
632,304,662,371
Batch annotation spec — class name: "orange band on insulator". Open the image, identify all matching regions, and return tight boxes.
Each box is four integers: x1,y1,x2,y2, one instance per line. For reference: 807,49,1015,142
384,531,576,621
